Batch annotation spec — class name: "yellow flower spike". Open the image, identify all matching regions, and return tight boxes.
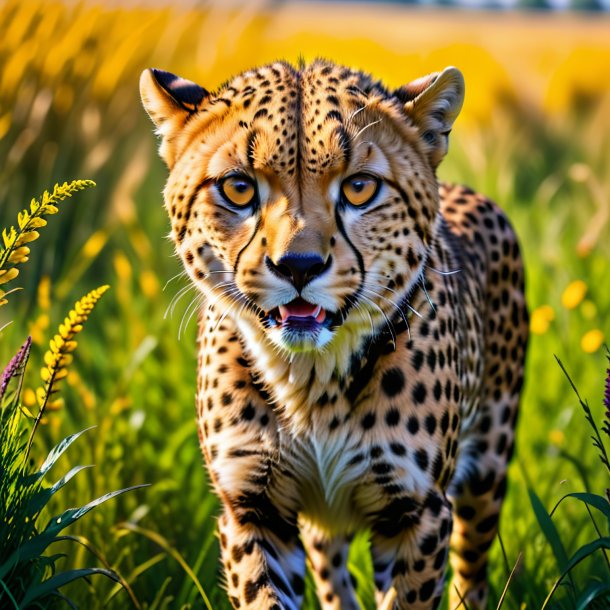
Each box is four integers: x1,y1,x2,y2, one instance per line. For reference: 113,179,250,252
0,180,95,307
561,280,587,310
581,329,604,354
31,285,109,431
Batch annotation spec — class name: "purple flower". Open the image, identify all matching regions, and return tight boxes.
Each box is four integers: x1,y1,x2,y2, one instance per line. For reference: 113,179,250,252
602,346,610,436
0,336,32,403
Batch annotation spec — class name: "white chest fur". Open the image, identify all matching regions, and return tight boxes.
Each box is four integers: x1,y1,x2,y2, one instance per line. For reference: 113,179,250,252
279,427,369,535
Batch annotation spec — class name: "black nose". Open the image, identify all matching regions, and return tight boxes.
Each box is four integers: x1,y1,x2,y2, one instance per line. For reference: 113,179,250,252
265,253,331,292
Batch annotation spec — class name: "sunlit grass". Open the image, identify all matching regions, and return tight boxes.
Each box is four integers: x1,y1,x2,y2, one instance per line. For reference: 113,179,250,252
0,1,609,608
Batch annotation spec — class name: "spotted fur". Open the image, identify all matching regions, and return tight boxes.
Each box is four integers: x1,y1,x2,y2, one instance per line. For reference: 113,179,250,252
141,59,528,610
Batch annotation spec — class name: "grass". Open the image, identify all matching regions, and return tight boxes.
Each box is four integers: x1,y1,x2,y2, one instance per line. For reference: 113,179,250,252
1,1,609,608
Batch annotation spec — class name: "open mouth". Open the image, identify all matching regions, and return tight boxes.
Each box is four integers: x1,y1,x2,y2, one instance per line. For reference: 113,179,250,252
266,297,340,330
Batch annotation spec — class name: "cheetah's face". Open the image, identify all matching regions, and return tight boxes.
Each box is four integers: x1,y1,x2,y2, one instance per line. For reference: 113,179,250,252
141,62,463,353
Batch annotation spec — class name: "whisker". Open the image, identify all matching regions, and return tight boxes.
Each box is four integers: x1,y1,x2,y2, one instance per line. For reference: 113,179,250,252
426,265,461,276
353,118,382,143
178,293,204,339
166,284,196,320
420,277,436,312
365,273,424,320
345,104,368,127
357,292,397,347
163,270,188,292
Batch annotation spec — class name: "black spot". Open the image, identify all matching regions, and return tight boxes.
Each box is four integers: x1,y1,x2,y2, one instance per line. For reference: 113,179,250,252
407,416,419,434
427,349,437,372
372,462,393,475
419,534,438,555
291,573,305,596
390,442,406,456
440,411,449,434
412,350,424,371
361,412,376,430
425,491,443,516
470,471,496,496
412,382,427,405
222,393,232,406
476,513,498,534
391,558,407,577
433,380,442,402
413,559,425,572
385,407,400,427
419,578,436,602
241,403,255,421
457,505,476,520
381,368,405,397
415,449,429,470
425,414,437,435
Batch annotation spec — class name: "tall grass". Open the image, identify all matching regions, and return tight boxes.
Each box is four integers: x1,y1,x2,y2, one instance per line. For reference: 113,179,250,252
0,1,609,608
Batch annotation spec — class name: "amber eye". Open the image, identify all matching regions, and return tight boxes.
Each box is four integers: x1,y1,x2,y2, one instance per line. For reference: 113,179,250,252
341,174,380,207
219,175,257,207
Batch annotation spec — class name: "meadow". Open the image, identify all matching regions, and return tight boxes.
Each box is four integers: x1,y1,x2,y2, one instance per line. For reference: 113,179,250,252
0,1,609,608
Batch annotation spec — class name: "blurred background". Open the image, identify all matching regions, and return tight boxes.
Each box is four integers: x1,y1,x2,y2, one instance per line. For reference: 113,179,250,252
0,1,609,608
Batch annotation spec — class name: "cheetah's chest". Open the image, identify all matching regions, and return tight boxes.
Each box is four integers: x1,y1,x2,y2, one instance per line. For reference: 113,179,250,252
278,429,368,535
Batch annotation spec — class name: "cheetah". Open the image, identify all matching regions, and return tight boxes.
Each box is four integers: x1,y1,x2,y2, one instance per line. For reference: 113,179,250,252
140,59,528,610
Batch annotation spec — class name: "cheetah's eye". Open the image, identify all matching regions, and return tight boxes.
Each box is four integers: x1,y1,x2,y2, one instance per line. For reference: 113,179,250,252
219,175,257,207
341,174,380,207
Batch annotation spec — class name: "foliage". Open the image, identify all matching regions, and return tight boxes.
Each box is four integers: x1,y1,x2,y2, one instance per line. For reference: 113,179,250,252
525,352,610,609
0,184,136,608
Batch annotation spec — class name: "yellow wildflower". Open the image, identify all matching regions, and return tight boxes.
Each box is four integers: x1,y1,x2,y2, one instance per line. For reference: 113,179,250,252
36,285,109,413
530,305,555,335
548,429,565,446
140,269,160,299
0,180,95,307
580,300,597,320
561,280,587,310
113,251,132,282
581,329,604,354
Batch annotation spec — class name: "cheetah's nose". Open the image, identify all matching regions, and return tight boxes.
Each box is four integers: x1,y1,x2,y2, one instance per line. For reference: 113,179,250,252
265,253,331,292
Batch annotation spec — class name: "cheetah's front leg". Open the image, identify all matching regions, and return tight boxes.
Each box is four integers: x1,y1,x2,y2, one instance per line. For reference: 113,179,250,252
219,503,306,610
371,490,452,610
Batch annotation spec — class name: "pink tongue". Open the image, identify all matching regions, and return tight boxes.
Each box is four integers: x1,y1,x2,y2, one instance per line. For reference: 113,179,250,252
279,298,324,321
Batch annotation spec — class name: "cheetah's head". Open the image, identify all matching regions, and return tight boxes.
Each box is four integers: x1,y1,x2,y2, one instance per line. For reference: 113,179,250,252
141,61,463,354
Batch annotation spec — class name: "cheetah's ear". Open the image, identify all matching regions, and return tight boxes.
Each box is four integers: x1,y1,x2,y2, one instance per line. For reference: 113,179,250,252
399,67,465,168
140,69,209,165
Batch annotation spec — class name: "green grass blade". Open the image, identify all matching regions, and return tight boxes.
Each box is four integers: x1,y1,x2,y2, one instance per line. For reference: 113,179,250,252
36,426,96,477
496,552,523,609
541,537,610,609
116,522,213,610
0,484,148,580
575,581,610,610
19,567,120,607
551,492,610,523
0,578,20,609
528,488,572,573
43,484,149,537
